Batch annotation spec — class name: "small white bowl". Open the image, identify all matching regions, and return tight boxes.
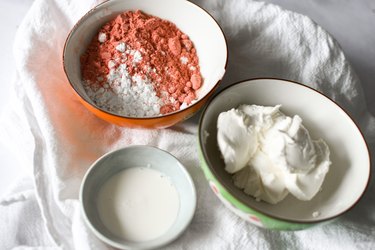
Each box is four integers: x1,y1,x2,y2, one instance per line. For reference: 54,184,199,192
80,146,196,249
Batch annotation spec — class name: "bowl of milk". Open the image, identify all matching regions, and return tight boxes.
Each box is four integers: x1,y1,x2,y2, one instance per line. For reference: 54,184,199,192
80,145,196,249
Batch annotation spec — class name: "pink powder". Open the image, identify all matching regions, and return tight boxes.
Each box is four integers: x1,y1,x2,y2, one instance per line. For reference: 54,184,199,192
80,10,203,115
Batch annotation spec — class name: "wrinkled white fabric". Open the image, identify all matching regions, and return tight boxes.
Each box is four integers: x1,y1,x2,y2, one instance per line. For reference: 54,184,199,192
0,0,374,249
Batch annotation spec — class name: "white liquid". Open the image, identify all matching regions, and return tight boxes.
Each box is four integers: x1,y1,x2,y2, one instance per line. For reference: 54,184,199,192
97,167,180,242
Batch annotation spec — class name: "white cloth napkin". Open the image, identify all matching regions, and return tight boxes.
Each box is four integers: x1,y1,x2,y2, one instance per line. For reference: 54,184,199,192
1,0,374,249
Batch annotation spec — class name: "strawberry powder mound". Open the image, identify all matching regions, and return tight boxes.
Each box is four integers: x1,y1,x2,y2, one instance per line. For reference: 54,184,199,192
80,10,203,116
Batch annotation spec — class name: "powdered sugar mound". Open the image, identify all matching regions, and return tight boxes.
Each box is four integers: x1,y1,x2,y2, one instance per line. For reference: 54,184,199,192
84,61,162,117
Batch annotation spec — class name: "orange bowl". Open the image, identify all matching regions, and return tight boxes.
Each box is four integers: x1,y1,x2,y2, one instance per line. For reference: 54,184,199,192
63,0,227,128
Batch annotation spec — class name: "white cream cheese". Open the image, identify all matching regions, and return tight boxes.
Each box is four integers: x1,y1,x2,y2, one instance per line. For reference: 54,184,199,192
217,104,331,204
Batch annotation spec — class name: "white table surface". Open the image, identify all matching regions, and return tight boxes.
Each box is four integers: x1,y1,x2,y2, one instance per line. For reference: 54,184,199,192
0,0,374,197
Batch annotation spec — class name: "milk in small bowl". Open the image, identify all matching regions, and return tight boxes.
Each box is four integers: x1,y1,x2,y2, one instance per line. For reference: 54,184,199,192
80,146,196,249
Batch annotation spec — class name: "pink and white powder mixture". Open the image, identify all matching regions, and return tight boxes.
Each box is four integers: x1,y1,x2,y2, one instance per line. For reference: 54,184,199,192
80,10,203,117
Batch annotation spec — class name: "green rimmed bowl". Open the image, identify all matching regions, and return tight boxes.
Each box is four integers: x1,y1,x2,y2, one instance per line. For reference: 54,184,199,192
198,78,371,230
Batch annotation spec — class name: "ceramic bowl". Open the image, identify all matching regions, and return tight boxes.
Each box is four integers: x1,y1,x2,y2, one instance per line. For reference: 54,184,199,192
80,145,196,249
198,78,371,230
63,0,227,128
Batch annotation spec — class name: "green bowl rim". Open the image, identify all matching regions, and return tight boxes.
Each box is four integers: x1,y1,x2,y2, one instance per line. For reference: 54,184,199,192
198,77,371,224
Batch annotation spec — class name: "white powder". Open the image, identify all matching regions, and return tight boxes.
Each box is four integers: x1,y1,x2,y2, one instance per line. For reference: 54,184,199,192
116,42,127,52
83,42,163,117
108,60,116,69
98,32,107,43
189,65,196,71
180,56,188,64
180,102,188,110
84,65,162,117
133,51,142,63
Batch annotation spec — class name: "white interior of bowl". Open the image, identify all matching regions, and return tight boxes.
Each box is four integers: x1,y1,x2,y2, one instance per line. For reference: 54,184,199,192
80,146,196,249
63,0,227,109
200,79,370,222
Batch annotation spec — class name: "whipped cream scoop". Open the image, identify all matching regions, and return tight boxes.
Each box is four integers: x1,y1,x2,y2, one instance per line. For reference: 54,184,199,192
217,105,331,204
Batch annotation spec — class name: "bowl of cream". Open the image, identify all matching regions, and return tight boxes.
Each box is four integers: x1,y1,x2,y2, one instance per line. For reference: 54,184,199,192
80,145,196,249
198,78,370,230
